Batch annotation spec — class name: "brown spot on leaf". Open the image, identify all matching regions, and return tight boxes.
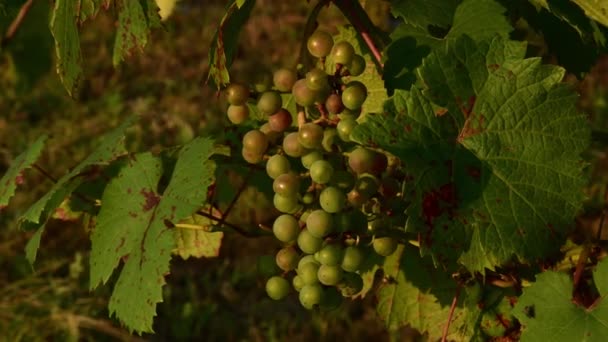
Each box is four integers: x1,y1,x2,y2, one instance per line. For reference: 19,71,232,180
140,188,160,211
404,124,412,133
488,63,500,71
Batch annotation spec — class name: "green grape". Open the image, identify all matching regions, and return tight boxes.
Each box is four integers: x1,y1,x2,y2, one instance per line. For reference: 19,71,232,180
306,209,333,238
316,244,343,266
307,30,334,58
367,216,389,234
226,83,250,105
319,186,346,213
257,255,281,277
330,170,356,190
299,284,323,309
227,104,249,124
302,192,315,205
266,276,290,300
273,172,301,196
337,272,363,297
341,246,364,272
342,81,367,111
242,130,269,155
266,154,291,179
332,41,355,65
337,116,358,142
348,147,376,174
283,132,308,157
273,68,297,92
297,228,323,254
242,148,264,164
298,123,324,149
347,54,366,76
259,122,282,144
298,254,319,269
276,246,299,271
325,93,344,115
347,189,365,207
317,264,343,286
305,68,329,91
268,108,293,132
319,286,343,311
292,79,317,107
354,173,380,198
373,236,398,256
309,160,334,184
273,193,300,214
272,214,300,243
293,275,304,292
298,261,320,286
322,128,338,152
301,150,323,169
257,91,283,115
334,210,367,233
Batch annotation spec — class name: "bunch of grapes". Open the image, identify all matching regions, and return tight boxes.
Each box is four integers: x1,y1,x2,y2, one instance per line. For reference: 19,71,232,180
224,30,404,310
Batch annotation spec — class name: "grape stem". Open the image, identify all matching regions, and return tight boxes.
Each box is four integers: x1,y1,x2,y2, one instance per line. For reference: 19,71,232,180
1,0,34,48
441,282,462,342
32,163,97,206
195,209,268,238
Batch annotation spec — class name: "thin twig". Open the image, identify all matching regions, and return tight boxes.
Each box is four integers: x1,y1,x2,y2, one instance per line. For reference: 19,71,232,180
217,166,255,226
442,283,462,342
195,210,267,238
1,0,34,48
573,243,591,291
32,163,97,207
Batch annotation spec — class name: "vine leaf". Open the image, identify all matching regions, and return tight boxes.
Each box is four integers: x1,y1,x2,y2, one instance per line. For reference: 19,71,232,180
207,0,256,89
513,259,608,340
352,36,590,273
174,214,224,259
113,0,161,66
571,0,608,28
385,0,512,92
50,0,83,96
375,244,481,339
0,135,47,210
89,137,215,333
22,117,136,264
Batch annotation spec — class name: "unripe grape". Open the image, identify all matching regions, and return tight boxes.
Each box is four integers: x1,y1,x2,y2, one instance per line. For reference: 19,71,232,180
273,68,297,92
316,244,343,266
306,209,333,238
342,81,367,110
292,79,317,107
268,108,293,132
325,93,345,114
305,68,329,91
299,284,323,309
298,254,319,269
298,123,324,149
242,130,269,155
273,193,300,214
297,228,323,254
341,246,364,272
309,160,334,184
242,148,264,164
266,276,290,300
319,186,346,213
373,236,398,256
307,30,334,58
259,123,282,144
273,172,300,196
337,116,358,142
226,83,250,105
347,189,366,207
332,41,355,65
301,150,323,169
266,154,291,179
227,104,249,124
348,147,375,174
276,246,299,271
347,54,366,76
272,214,300,243
293,275,304,292
298,261,320,285
322,128,338,152
283,132,308,157
317,264,343,286
337,272,363,297
354,173,380,198
258,91,283,115
302,192,315,205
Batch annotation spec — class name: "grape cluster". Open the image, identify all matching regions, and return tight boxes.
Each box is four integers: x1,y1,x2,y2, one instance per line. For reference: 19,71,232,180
225,30,403,310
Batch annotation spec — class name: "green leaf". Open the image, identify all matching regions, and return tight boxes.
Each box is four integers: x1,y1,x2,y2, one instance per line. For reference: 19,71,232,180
0,135,47,210
376,244,481,339
390,0,461,29
386,0,512,91
174,215,224,259
50,0,83,96
572,0,608,27
22,117,136,264
513,262,608,340
352,36,590,272
113,0,161,66
207,0,256,89
90,137,215,333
